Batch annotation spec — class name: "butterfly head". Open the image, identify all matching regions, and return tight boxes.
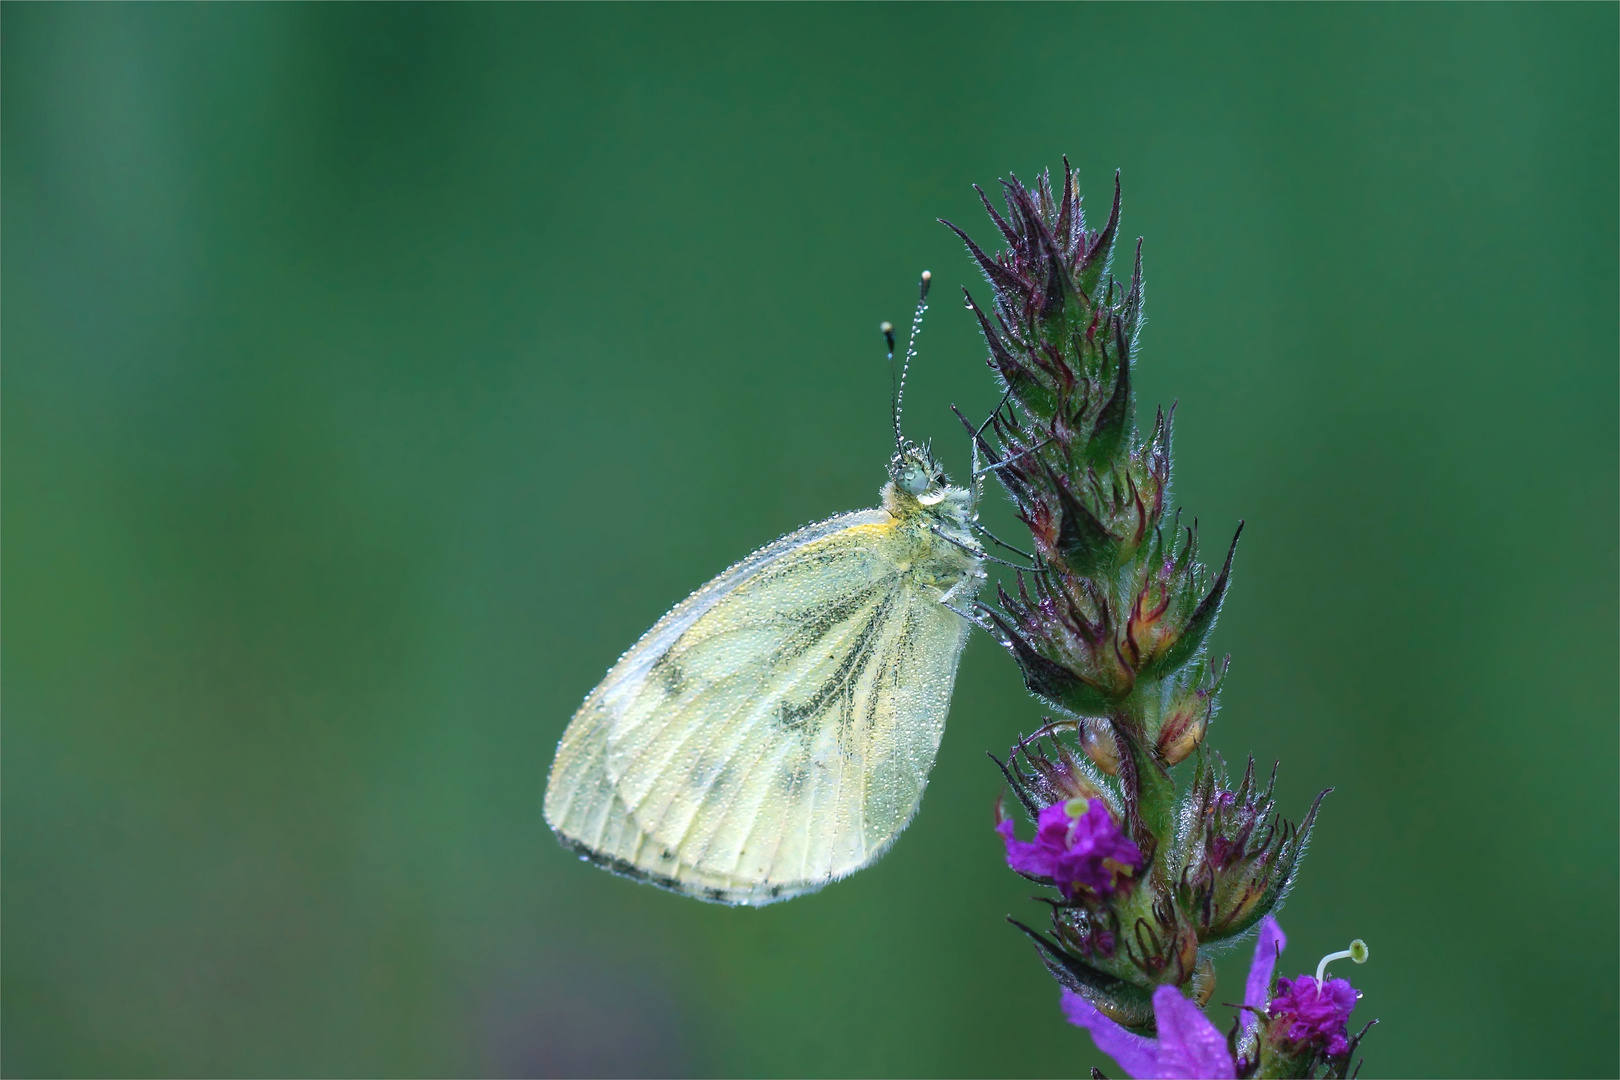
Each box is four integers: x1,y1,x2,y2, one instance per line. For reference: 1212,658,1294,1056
885,439,978,549
890,440,947,497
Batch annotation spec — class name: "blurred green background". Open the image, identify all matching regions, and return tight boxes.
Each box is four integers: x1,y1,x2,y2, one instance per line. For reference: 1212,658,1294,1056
5,4,1616,1077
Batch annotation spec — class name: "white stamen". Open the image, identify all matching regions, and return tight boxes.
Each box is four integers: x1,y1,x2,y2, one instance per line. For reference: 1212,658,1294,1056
1313,939,1369,997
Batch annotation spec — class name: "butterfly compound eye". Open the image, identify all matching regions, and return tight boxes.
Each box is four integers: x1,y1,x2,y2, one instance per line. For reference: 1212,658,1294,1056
898,463,933,495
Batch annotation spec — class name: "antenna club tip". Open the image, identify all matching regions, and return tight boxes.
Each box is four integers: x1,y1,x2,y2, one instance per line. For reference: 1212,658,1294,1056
880,321,895,335
921,270,932,282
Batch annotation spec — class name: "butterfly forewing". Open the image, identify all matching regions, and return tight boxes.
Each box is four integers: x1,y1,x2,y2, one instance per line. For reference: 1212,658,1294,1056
546,495,980,905
605,526,894,854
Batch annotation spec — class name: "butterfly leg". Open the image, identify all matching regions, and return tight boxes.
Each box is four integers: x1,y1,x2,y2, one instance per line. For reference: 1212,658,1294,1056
972,523,1036,561
940,595,993,631
932,525,1034,572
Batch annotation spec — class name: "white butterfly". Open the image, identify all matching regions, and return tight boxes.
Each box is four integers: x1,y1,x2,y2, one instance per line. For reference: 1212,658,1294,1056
545,280,989,905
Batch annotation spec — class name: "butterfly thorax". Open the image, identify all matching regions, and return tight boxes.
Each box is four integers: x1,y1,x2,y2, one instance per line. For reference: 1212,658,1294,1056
879,443,982,591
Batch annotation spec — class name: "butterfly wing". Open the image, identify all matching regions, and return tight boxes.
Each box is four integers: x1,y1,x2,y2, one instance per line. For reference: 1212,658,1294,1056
545,509,974,905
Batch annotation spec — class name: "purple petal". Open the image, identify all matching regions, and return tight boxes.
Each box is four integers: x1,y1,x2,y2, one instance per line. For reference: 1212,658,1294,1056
997,818,1059,879
1001,800,1144,900
1034,800,1079,846
1325,978,1359,1016
1242,915,1286,1038
1062,989,1160,1080
1151,986,1236,1079
1266,975,1360,1052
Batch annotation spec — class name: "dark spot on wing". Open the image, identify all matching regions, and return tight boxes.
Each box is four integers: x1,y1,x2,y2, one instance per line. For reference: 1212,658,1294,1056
777,759,810,798
771,583,887,664
778,594,895,731
687,753,723,791
652,655,687,697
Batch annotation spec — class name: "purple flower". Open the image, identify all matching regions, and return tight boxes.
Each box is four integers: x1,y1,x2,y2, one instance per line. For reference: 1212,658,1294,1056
1241,915,1287,1041
1266,975,1359,1057
997,796,1142,900
1063,985,1235,1080
1062,919,1367,1075
1059,916,1283,1078
1064,915,1364,1079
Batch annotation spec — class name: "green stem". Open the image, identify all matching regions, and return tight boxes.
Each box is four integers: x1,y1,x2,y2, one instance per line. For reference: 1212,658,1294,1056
1117,715,1177,872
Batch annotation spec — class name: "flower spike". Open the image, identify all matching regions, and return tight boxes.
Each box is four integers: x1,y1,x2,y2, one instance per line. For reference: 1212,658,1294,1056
956,161,1368,1075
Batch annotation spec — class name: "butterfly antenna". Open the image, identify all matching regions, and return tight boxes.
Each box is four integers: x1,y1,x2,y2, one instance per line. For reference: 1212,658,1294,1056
894,270,931,449
881,319,900,450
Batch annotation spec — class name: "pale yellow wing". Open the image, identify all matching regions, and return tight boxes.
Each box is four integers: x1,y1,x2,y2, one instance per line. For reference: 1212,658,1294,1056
544,510,973,906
